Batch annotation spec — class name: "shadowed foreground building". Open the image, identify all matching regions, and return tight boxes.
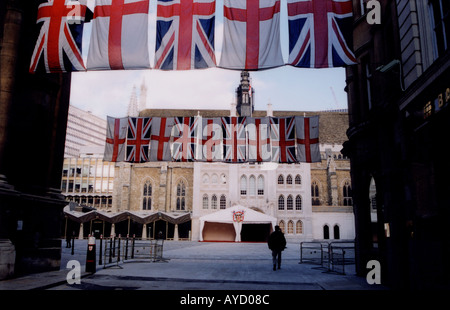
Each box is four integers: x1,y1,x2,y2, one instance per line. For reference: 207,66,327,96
343,0,450,289
0,2,69,278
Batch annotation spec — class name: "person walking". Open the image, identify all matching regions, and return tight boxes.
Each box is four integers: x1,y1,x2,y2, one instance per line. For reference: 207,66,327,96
268,225,287,271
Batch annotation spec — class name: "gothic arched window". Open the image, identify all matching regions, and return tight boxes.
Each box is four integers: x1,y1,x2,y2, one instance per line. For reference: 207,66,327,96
143,181,152,210
287,220,294,234
296,221,303,234
278,175,284,185
311,181,320,205
240,176,247,195
286,175,293,184
176,181,186,211
249,175,256,196
202,194,209,209
278,195,285,210
295,174,302,185
287,195,293,210
343,181,353,206
257,175,264,195
220,195,226,209
295,195,302,211
211,194,217,209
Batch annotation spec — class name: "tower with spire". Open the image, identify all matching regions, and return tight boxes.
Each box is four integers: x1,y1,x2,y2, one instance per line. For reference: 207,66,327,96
127,78,148,117
236,71,255,117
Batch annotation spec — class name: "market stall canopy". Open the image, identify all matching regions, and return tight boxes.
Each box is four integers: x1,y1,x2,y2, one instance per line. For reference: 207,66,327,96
63,205,191,225
199,205,277,242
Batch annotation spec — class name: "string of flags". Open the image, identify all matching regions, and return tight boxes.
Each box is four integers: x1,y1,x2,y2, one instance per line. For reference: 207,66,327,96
30,0,356,73
104,115,321,164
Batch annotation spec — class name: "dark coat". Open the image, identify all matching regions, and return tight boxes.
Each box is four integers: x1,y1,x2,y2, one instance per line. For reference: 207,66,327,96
268,230,287,252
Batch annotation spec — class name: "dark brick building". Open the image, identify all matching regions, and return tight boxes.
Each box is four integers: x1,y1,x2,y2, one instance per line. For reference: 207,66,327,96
1,0,70,277
343,0,450,289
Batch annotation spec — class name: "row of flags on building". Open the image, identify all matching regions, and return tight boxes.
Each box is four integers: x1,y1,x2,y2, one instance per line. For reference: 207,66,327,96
104,115,321,163
30,0,356,73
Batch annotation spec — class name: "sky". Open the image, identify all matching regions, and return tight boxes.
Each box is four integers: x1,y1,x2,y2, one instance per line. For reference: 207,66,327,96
69,0,349,119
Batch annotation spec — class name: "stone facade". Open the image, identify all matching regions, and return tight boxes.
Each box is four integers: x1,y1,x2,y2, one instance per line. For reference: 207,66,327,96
109,108,354,242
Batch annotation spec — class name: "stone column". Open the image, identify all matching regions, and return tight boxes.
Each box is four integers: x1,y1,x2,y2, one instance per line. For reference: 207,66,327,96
0,2,22,186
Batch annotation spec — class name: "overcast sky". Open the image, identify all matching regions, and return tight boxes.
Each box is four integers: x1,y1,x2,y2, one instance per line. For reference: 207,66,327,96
70,0,349,119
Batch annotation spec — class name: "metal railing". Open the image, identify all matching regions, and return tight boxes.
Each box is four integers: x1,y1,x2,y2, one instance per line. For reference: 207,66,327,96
99,235,168,268
299,240,355,275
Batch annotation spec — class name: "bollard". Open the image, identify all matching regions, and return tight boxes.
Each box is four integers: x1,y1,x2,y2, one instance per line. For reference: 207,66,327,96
85,235,96,273
71,236,75,255
99,235,103,265
131,234,135,259
125,234,129,260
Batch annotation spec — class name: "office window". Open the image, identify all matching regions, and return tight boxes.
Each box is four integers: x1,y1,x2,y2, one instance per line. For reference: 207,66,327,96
429,0,450,57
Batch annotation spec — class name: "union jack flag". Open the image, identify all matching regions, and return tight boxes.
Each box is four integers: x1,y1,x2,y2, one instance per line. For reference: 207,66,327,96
247,117,271,162
155,0,216,70
149,117,175,161
287,0,356,68
270,117,296,163
30,0,88,73
222,117,247,163
126,117,152,163
172,117,199,162
199,118,223,162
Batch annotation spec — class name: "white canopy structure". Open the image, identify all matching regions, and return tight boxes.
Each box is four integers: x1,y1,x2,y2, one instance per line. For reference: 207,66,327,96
199,205,277,242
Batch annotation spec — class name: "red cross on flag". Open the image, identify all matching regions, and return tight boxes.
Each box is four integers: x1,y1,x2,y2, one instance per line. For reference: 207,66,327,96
219,0,284,70
172,117,199,162
296,116,320,163
247,117,271,162
149,117,175,161
29,0,87,73
104,116,128,162
87,0,150,70
200,118,223,162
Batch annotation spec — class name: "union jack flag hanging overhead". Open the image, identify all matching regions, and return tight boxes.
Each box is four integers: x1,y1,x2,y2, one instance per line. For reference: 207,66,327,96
287,0,356,68
30,0,87,73
172,117,199,162
222,117,247,163
126,117,152,163
155,0,217,70
270,117,296,163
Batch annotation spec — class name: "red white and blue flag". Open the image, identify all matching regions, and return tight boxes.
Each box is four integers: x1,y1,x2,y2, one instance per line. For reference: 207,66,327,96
172,117,199,162
87,0,150,70
104,116,128,162
219,0,284,70
270,117,296,163
30,0,87,73
149,117,175,161
155,0,216,70
296,115,320,163
126,117,152,163
287,0,356,68
247,117,271,162
222,117,247,163
200,118,223,162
